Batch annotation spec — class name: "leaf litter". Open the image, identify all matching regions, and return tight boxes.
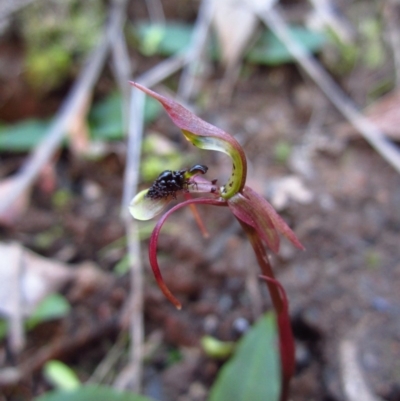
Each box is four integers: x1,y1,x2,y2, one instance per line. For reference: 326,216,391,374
1,1,400,400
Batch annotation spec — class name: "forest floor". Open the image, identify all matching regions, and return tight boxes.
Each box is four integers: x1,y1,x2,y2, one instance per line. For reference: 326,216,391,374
1,1,400,400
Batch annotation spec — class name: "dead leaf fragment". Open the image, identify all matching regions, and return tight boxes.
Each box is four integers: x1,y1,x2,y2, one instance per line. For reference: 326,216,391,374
365,89,400,141
268,175,314,210
0,177,31,226
338,89,400,142
0,242,74,318
212,0,259,69
67,93,92,155
0,242,111,319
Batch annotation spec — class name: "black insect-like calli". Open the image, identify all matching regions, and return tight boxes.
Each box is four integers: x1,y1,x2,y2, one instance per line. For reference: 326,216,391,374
146,165,208,200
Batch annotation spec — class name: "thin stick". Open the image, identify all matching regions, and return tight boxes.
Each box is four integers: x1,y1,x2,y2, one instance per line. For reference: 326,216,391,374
0,0,129,215
116,90,145,392
110,28,134,131
145,0,165,24
106,14,142,391
178,0,214,101
87,333,128,384
384,1,400,87
117,34,201,393
0,0,36,21
121,55,194,214
118,6,228,388
140,53,191,89
8,243,25,354
255,6,400,174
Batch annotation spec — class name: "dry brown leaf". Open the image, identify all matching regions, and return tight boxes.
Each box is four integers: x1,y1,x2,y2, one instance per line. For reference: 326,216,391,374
212,0,259,68
37,159,58,194
0,177,31,226
0,241,112,354
0,242,74,318
338,89,400,142
0,242,111,318
364,89,400,141
67,93,92,155
268,175,314,210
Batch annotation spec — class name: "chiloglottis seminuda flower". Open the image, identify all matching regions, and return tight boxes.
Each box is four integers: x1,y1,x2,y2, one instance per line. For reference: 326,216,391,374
129,82,305,401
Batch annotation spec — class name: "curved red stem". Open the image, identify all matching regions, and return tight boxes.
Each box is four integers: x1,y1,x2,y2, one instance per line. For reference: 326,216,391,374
149,197,227,309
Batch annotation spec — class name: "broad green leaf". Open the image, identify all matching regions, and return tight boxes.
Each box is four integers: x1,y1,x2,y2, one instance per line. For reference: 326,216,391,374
136,22,193,56
88,93,124,141
135,22,326,67
208,313,280,401
0,119,50,151
0,93,161,153
246,26,326,65
34,385,155,401
44,360,81,391
89,93,161,141
27,294,70,329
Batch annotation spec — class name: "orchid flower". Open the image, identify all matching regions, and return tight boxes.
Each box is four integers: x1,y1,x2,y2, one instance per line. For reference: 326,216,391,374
129,82,304,401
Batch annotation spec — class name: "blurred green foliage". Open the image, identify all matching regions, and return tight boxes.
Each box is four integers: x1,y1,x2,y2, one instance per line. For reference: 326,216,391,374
324,28,359,75
135,22,327,65
245,26,326,66
273,140,292,165
34,226,64,251
136,22,193,56
0,319,7,341
141,133,186,181
44,360,81,391
0,93,161,152
324,15,387,76
34,385,154,401
359,18,385,70
88,93,161,141
19,0,105,91
0,119,50,151
0,294,71,342
201,335,235,360
26,294,71,330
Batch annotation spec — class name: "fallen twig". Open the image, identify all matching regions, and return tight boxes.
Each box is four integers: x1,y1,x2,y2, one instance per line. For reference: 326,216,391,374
340,337,384,401
116,43,201,393
178,0,214,101
8,243,25,354
0,0,129,216
107,8,145,392
116,90,145,392
254,6,400,174
145,0,165,24
0,0,36,21
88,333,128,384
384,1,400,88
110,28,134,131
